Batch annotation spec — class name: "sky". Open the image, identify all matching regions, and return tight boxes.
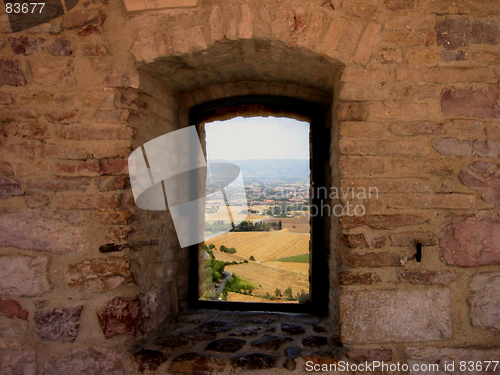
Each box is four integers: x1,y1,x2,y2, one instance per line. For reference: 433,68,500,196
204,116,310,160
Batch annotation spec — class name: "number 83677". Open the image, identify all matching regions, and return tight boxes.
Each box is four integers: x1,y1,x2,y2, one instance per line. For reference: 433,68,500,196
5,2,45,13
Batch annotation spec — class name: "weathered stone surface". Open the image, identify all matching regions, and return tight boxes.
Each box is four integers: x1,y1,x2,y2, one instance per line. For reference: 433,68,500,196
340,289,452,344
0,298,28,319
98,243,133,253
197,320,233,334
231,353,277,370
341,214,424,229
8,36,45,55
347,348,393,362
34,306,83,342
250,334,292,350
437,19,500,50
390,232,438,246
280,323,305,336
344,233,368,248
25,193,50,208
405,347,500,375
438,211,500,266
340,271,381,285
65,257,133,292
301,348,345,366
170,353,224,375
0,351,36,375
155,335,191,350
0,211,86,253
132,349,167,372
25,178,90,192
344,251,404,268
0,178,23,199
459,162,500,206
206,338,246,352
371,236,387,248
432,137,472,156
0,255,50,297
442,87,500,119
63,9,102,29
82,43,108,56
0,60,25,86
30,58,73,86
47,38,72,56
399,271,457,286
469,272,500,330
385,0,414,11
229,325,275,337
338,102,368,121
473,139,500,158
97,296,143,338
302,335,328,348
44,348,124,375
0,92,13,104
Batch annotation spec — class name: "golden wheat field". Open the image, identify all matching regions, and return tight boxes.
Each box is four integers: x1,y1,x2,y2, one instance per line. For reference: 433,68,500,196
261,261,309,275
225,261,309,298
226,292,292,303
206,232,310,261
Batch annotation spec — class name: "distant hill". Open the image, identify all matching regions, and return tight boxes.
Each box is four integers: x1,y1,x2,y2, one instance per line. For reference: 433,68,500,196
208,159,310,181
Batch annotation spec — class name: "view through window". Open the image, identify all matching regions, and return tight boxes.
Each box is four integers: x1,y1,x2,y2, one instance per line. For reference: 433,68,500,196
200,116,311,304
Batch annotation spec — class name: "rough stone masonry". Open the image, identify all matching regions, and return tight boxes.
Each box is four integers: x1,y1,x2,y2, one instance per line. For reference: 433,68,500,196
0,0,500,373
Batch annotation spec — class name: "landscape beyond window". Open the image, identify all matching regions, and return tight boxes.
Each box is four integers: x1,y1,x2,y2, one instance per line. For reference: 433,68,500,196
200,116,311,304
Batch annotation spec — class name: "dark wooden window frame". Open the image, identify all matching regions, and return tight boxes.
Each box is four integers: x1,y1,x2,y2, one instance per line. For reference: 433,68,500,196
189,95,330,316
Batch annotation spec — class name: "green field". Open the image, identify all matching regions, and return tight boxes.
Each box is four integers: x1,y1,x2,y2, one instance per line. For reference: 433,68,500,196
275,253,309,263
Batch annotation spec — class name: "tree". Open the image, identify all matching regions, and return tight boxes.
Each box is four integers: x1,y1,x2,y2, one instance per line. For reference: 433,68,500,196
275,288,282,298
249,256,255,261
284,287,293,299
278,220,282,230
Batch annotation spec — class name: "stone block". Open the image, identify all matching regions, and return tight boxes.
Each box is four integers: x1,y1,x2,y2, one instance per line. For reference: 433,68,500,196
97,296,144,338
30,58,73,87
340,289,452,344
8,36,45,55
441,87,500,119
65,257,133,293
0,316,28,350
47,38,72,56
206,338,246,352
459,161,500,206
230,353,276,370
0,178,23,199
0,256,50,297
0,298,29,319
0,351,36,375
170,352,224,374
0,60,25,86
438,211,500,266
424,67,495,83
385,0,414,11
33,306,83,342
432,137,473,156
437,19,500,50
302,336,328,348
132,349,168,372
390,232,437,247
470,272,500,330
473,139,500,158
123,0,198,12
399,271,457,286
354,23,381,65
340,271,381,285
348,348,393,362
25,178,90,193
44,348,124,375
341,214,424,229
62,9,102,29
338,101,368,121
250,334,292,350
390,121,444,136
0,211,86,253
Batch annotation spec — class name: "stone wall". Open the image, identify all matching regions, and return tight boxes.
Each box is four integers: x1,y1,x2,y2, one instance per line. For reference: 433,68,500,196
0,0,500,373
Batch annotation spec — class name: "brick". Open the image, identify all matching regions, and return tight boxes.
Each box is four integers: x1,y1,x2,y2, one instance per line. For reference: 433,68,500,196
344,2,378,20
390,231,437,246
34,306,83,342
381,30,427,46
405,347,500,375
470,272,500,330
473,139,500,158
336,19,364,58
340,272,381,285
96,176,129,192
43,348,124,375
340,289,451,344
441,87,500,119
0,211,86,253
341,214,424,229
97,296,144,338
0,178,23,199
437,19,500,50
64,125,134,141
47,38,72,56
378,48,403,63
339,121,389,138
25,178,90,192
432,137,473,156
385,0,414,11
62,9,102,29
0,298,29,319
55,160,101,176
123,0,197,11
52,192,121,210
30,58,73,87
171,26,207,55
95,110,130,123
348,251,404,267
438,211,500,266
371,236,386,248
0,162,14,178
423,67,495,83
0,92,13,104
45,110,80,124
354,23,381,65
345,233,368,248
0,352,36,375
8,36,45,55
341,139,429,156
459,161,500,206
0,60,25,86
340,82,389,101
319,15,346,57
399,270,457,285
208,5,224,41
338,102,368,121
65,257,133,292
425,0,500,14
0,256,50,297
25,193,50,208
100,158,128,174
390,121,444,136
99,209,133,225
171,353,224,374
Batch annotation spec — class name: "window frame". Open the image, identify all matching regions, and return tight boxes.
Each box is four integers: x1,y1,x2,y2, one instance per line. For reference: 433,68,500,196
188,95,330,316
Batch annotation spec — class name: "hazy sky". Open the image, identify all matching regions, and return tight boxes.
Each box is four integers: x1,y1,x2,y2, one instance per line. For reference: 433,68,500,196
204,116,310,160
